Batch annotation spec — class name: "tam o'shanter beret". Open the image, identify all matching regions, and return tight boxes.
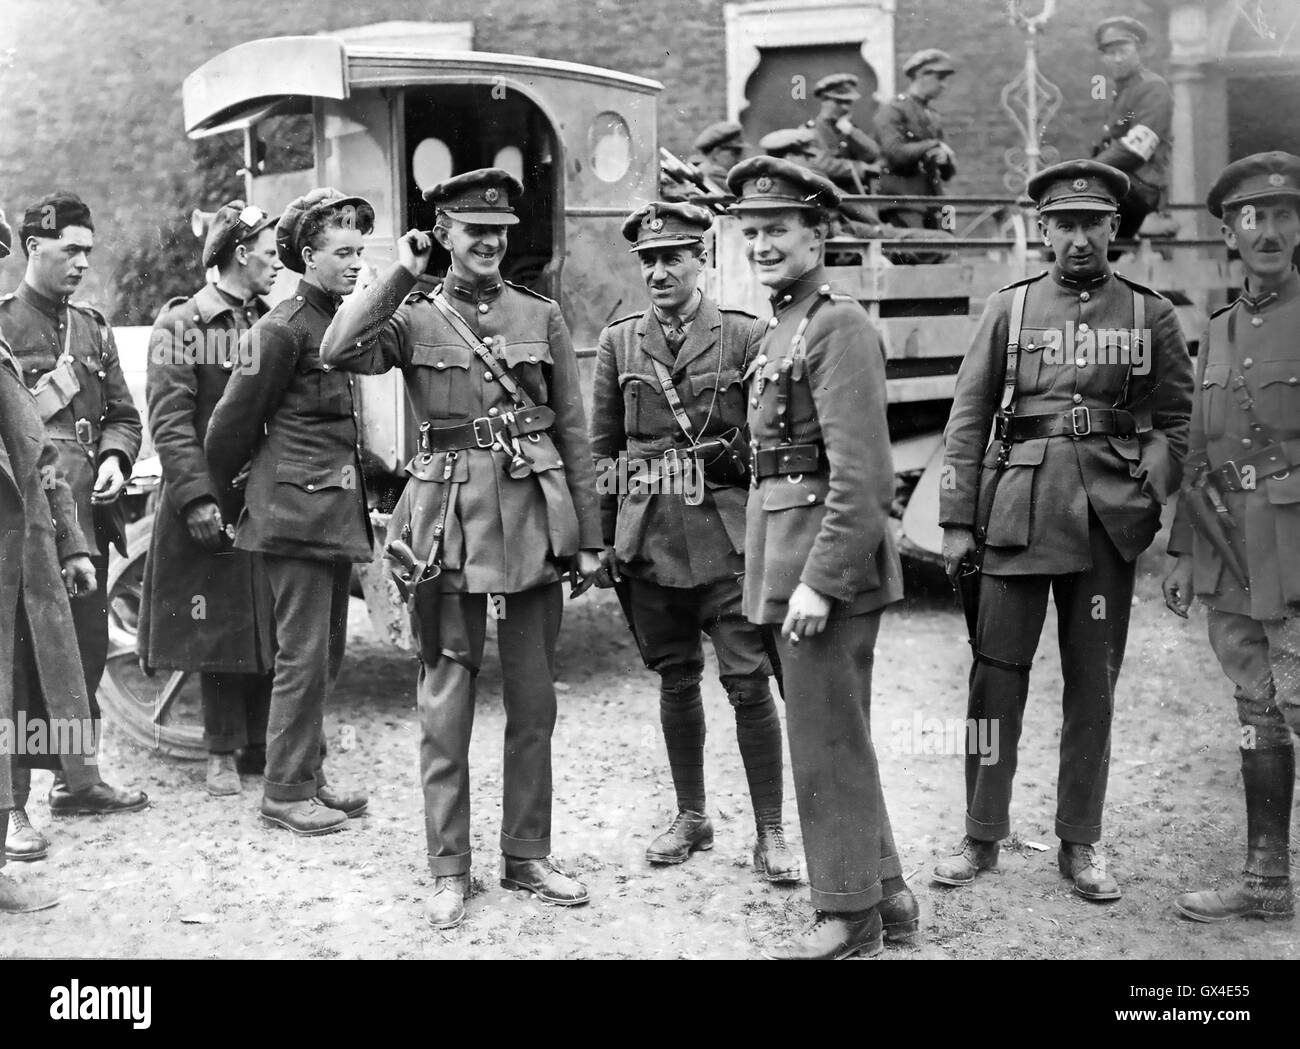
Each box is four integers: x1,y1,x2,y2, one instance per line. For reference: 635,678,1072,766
726,156,841,212
813,73,861,101
621,202,713,253
903,49,956,78
1095,16,1148,48
202,199,278,269
760,127,818,158
1027,159,1129,213
1206,151,1300,219
19,191,93,250
275,188,375,273
694,122,747,154
423,168,524,225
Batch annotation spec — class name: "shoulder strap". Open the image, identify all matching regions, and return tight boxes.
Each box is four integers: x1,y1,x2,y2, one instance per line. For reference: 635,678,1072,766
430,292,536,410
648,357,698,444
777,295,831,445
998,282,1029,417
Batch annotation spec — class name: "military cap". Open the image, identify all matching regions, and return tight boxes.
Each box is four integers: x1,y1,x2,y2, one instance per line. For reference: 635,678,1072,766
275,188,375,273
1206,151,1300,219
202,199,278,269
423,168,523,226
759,127,818,158
903,49,956,79
1027,159,1129,213
621,201,712,253
1095,16,1148,48
726,156,841,212
19,191,93,254
694,121,748,155
813,73,861,101
0,208,11,261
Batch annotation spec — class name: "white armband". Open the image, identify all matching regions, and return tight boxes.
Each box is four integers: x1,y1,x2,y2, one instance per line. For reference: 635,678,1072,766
1119,124,1159,161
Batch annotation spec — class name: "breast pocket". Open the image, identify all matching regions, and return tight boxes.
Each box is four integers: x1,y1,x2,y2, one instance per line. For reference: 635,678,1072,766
621,372,672,439
689,367,745,428
1253,361,1300,436
502,341,553,405
1014,328,1055,394
411,343,474,420
1200,363,1231,440
299,354,353,418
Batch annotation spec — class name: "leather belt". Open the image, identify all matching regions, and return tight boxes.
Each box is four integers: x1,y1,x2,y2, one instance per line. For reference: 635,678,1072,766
1207,438,1300,493
419,406,554,453
752,442,826,481
1002,407,1134,441
44,419,101,445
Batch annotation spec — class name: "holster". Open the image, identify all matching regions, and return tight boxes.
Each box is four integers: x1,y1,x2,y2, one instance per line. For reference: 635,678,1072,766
410,572,444,666
691,426,750,487
30,359,80,423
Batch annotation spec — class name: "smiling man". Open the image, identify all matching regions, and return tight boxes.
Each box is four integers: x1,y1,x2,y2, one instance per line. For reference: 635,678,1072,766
589,202,797,883
0,191,148,852
727,157,914,960
936,159,1192,904
1163,153,1300,923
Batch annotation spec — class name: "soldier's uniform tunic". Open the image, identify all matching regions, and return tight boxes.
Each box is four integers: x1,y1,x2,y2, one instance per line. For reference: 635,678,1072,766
746,266,906,912
205,280,373,800
1168,271,1300,746
803,114,881,194
321,265,600,874
139,283,274,753
942,267,1192,842
875,94,955,228
1094,67,1173,240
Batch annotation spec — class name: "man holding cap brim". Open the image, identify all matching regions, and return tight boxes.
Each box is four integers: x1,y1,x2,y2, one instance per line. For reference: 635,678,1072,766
876,49,957,229
1164,152,1300,923
803,73,881,195
938,159,1192,903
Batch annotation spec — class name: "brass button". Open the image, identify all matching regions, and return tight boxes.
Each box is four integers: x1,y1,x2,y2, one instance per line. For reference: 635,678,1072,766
192,315,200,323
806,493,816,503
1252,316,1264,327
1290,377,1300,386
484,371,494,382
435,361,446,369
296,295,303,301
1080,291,1090,302
1072,393,1083,404
306,483,315,491
322,364,331,372
1242,438,1253,448
478,303,489,314
1078,322,1089,333
1243,357,1254,368
751,398,759,407
768,317,779,329
529,354,537,363
488,407,499,417
1076,358,1088,367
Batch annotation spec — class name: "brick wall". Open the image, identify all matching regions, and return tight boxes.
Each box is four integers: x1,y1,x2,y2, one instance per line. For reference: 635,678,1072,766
0,0,1164,314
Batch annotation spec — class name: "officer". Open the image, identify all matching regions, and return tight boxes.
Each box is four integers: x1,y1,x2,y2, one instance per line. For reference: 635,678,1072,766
1163,152,1300,923
876,49,957,229
693,122,749,188
0,191,147,858
320,168,602,931
1092,17,1173,242
936,159,1193,901
590,201,798,882
205,188,373,837
138,201,279,796
803,73,881,195
726,156,915,959
0,206,97,909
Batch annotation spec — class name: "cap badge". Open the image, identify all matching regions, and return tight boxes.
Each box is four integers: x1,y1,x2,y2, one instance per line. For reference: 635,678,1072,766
755,175,774,193
648,217,665,232
484,187,500,204
1072,179,1088,191
1268,173,1286,188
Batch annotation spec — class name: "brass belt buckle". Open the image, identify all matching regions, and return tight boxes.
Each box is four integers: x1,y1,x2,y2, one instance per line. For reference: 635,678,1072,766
471,416,496,449
1218,459,1244,492
1070,405,1092,437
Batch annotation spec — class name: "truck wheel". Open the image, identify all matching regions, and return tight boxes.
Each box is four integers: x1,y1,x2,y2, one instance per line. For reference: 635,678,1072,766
100,515,206,760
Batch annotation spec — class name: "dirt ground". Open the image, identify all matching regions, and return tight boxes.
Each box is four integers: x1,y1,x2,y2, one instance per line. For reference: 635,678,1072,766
4,538,1299,961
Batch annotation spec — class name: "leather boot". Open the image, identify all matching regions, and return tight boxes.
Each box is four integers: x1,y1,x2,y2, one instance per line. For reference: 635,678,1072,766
49,780,149,816
500,856,589,905
879,886,920,943
205,753,241,796
425,874,470,929
1176,745,1295,922
316,784,368,818
5,807,48,862
932,836,999,886
753,823,801,884
762,908,883,960
646,810,713,865
1058,842,1121,901
260,796,347,836
0,814,56,913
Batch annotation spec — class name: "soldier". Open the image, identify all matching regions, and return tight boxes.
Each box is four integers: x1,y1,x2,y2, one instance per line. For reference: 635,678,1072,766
936,159,1193,902
876,49,957,229
589,201,798,882
725,156,915,959
692,122,748,188
803,73,881,195
1163,152,1300,923
137,201,279,796
204,188,373,837
0,191,147,861
320,168,602,931
1092,17,1173,242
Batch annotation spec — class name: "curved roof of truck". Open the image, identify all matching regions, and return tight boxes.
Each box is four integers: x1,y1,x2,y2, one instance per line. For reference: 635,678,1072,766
183,32,663,136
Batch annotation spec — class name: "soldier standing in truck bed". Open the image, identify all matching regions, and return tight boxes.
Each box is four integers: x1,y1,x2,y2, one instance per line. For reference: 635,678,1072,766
876,49,957,230
803,73,881,195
